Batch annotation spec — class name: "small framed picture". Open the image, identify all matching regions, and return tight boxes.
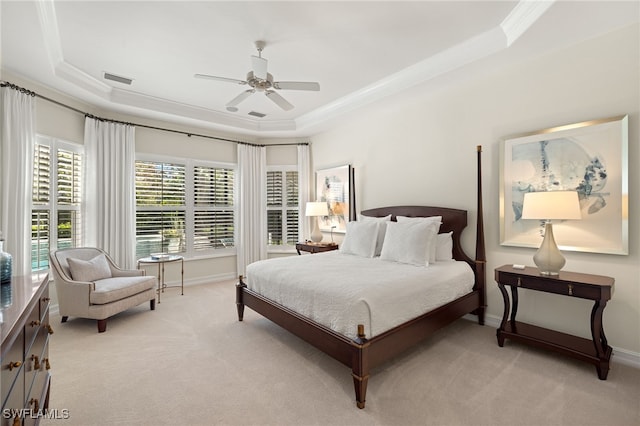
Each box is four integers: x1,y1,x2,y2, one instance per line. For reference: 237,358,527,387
315,165,352,233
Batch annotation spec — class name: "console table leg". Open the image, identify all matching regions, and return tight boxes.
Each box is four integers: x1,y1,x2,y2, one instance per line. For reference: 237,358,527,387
596,359,610,380
497,283,510,347
590,300,609,357
591,299,611,380
510,286,519,324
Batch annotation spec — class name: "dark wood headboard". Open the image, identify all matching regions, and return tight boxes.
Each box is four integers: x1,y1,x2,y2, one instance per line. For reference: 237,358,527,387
360,205,472,266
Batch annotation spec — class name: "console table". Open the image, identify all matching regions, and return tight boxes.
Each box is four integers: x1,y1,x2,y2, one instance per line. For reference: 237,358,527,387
495,265,614,379
1,273,53,425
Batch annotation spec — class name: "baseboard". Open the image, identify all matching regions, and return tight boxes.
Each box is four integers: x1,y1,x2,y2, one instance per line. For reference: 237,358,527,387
463,313,640,370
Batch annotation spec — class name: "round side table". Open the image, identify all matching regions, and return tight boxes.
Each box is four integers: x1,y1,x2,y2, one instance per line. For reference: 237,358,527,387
137,255,184,303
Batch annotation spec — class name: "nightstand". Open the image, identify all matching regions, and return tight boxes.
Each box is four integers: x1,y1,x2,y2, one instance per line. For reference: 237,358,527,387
495,264,614,379
295,242,338,255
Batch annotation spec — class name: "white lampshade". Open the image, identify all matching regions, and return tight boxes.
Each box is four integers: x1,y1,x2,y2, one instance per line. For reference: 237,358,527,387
521,191,581,275
521,191,581,220
306,201,328,217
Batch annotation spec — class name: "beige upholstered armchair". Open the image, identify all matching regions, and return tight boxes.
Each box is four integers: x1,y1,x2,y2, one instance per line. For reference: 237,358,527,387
49,247,157,332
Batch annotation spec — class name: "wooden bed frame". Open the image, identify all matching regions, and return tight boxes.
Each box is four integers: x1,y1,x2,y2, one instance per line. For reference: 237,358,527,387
236,147,486,408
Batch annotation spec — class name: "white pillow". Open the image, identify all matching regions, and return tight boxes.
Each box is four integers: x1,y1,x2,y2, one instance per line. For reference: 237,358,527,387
379,220,439,266
395,216,442,263
67,254,112,282
436,231,454,261
359,214,392,256
339,220,380,258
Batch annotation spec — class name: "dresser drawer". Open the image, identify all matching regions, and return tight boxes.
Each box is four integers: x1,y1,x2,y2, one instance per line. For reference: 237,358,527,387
23,305,41,358
1,386,24,426
39,284,50,323
25,367,48,415
24,322,49,404
1,331,24,409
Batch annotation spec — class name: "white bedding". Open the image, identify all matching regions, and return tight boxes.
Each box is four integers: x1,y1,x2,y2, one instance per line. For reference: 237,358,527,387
246,252,475,340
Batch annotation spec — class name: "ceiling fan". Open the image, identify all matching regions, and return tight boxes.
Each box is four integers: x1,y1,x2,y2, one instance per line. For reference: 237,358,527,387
195,41,320,112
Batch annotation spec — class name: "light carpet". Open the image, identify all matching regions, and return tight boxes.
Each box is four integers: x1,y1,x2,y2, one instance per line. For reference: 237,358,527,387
42,280,640,426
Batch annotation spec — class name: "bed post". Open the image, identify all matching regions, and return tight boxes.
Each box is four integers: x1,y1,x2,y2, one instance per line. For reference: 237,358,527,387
474,145,487,325
236,275,246,321
349,166,356,222
351,324,370,409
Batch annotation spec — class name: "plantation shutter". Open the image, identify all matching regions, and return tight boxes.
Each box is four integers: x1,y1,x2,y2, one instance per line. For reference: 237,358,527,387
56,147,82,248
135,160,186,257
193,165,235,249
32,143,51,268
266,170,299,246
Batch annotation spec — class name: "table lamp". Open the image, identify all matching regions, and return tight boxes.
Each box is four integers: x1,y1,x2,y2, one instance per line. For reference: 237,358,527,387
521,191,581,275
306,201,328,243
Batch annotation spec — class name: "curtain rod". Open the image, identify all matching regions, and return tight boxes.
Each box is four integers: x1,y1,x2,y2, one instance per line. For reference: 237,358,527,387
1,81,309,147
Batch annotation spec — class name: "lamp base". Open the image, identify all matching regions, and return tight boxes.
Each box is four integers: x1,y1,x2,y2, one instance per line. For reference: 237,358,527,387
310,218,323,243
533,222,565,275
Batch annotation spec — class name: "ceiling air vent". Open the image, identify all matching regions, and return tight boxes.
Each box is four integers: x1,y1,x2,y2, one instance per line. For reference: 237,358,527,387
103,72,133,85
248,111,266,118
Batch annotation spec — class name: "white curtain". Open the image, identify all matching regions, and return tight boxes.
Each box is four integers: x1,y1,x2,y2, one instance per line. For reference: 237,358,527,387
0,87,35,276
83,117,137,269
297,144,311,241
236,144,266,276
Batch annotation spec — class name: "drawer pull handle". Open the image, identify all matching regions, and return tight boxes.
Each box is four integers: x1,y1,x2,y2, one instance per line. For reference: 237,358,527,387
517,277,522,287
568,284,573,296
30,320,41,327
29,397,39,412
42,297,50,302
31,354,40,370
8,361,22,371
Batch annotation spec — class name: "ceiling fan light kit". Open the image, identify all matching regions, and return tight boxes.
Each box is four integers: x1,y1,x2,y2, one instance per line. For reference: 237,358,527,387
195,41,320,112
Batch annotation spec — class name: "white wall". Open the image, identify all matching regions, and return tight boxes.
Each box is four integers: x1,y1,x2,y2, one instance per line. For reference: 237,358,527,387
310,24,640,357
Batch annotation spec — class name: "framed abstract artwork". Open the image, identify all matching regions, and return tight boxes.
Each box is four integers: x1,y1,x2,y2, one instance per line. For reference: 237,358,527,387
315,165,352,233
500,115,628,255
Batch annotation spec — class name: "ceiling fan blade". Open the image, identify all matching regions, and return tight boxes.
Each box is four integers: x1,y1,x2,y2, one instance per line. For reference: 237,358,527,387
273,81,320,91
251,55,268,80
227,89,255,107
265,90,294,111
194,74,247,85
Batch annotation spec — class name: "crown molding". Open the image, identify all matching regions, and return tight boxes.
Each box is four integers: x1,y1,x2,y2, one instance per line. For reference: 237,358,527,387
501,0,556,46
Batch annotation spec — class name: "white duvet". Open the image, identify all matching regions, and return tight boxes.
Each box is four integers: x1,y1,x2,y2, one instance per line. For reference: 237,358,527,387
246,251,474,340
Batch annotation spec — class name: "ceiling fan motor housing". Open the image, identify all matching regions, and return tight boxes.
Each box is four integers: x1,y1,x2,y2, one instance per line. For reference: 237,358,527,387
246,71,274,91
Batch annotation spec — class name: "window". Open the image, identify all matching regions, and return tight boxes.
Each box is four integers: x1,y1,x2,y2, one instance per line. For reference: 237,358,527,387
193,165,235,250
135,156,235,258
32,136,83,271
267,168,299,247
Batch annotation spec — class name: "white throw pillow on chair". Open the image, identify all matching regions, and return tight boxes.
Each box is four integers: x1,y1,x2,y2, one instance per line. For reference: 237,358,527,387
67,254,112,282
